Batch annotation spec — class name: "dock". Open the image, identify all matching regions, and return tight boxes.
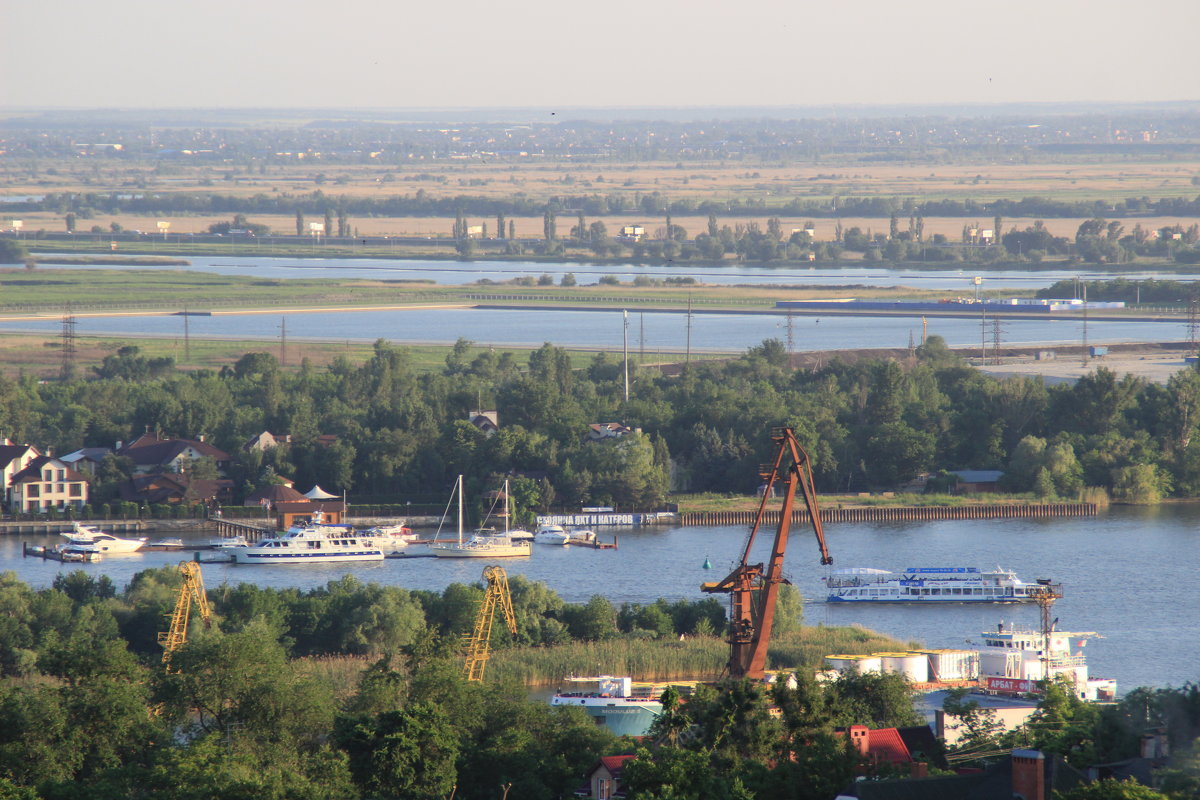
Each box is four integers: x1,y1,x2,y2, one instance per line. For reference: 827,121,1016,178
23,543,99,563
678,503,1097,527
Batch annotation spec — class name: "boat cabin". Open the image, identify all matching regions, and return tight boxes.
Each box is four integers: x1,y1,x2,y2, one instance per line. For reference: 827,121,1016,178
274,500,344,531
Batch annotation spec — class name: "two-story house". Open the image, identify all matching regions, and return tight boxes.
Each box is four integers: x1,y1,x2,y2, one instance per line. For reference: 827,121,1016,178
0,440,41,507
9,455,89,512
117,432,231,475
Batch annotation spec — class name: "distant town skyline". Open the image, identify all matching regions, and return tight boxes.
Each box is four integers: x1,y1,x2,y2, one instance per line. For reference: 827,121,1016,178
4,0,1198,111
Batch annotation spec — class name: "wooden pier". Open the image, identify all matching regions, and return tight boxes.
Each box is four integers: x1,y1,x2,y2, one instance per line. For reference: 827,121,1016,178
677,502,1097,527
212,519,273,542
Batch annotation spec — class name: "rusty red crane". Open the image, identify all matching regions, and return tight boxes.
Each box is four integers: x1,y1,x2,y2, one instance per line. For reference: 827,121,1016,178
701,427,832,680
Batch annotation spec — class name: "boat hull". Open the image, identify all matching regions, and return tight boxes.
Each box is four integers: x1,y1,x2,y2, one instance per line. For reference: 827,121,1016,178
551,697,661,737
232,549,384,564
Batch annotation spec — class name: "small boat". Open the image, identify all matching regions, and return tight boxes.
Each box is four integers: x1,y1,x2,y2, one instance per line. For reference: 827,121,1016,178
146,538,186,550
825,566,1060,604
566,528,596,545
208,534,249,549
550,676,700,737
431,476,532,559
535,523,569,546
363,522,416,541
61,524,147,553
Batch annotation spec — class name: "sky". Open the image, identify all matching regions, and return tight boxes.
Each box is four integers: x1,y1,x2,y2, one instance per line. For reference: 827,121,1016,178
3,0,1199,111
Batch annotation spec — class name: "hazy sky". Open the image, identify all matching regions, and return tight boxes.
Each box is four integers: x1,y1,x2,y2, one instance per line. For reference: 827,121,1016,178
4,0,1198,110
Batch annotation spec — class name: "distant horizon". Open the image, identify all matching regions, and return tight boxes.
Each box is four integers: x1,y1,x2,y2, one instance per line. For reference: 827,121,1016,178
7,0,1197,111
4,99,1200,126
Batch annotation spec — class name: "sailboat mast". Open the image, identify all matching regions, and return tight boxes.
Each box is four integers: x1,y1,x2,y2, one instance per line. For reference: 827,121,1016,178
457,475,464,545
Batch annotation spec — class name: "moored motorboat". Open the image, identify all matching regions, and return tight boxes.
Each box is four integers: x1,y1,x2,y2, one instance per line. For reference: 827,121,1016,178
208,534,249,549
61,524,147,553
535,523,569,545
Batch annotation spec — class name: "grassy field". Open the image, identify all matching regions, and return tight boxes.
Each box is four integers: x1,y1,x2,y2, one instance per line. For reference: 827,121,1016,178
4,155,1199,207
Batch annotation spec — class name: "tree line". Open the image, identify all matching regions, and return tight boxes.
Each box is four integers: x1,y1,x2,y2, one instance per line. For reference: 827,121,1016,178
29,189,1200,221
7,333,1200,510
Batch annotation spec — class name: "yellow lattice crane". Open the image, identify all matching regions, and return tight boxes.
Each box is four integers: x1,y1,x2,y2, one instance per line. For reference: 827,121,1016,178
158,561,212,665
463,565,518,682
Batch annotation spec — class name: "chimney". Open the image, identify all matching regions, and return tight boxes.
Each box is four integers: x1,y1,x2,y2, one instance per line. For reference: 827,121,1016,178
197,434,205,443
1011,749,1045,800
848,726,870,756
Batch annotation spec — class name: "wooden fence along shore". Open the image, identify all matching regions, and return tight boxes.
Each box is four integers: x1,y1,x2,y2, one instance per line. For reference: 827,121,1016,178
677,503,1097,527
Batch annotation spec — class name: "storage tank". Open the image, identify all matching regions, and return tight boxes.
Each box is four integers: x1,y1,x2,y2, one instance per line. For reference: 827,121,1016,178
825,655,864,674
856,655,882,675
880,652,928,683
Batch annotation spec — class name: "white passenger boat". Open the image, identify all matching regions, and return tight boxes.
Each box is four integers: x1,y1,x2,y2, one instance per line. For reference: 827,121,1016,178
825,567,1059,603
535,523,569,545
232,523,384,564
431,476,532,559
208,534,249,549
60,524,147,553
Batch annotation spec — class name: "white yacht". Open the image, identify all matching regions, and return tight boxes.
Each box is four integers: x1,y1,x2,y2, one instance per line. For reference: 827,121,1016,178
61,524,147,553
825,567,1059,604
535,523,569,545
232,520,384,564
431,476,532,559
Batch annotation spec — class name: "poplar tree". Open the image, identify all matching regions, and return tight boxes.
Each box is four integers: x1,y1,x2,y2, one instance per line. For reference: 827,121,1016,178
295,210,304,236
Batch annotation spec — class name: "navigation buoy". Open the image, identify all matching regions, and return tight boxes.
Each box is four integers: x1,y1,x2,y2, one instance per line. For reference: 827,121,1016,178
702,555,712,570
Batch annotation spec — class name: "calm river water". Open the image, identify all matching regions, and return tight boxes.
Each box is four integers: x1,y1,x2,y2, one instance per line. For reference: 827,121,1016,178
4,504,1196,693
36,253,1200,290
0,307,1189,354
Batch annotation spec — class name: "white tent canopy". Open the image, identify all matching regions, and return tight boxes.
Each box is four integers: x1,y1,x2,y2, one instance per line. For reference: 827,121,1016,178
304,485,339,500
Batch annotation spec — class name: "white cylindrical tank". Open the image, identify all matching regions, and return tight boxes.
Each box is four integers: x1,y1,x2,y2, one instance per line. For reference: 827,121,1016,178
825,655,863,673
880,653,928,683
856,655,882,675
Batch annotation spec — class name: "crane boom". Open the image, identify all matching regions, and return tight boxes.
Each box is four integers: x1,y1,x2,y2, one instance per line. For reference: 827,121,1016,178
463,565,518,682
701,427,832,679
158,561,212,665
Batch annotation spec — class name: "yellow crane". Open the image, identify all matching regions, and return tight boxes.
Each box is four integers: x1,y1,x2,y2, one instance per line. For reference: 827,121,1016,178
462,565,518,682
158,561,212,665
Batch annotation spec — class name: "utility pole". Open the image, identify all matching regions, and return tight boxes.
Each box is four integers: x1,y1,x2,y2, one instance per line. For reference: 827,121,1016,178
183,308,191,363
785,311,795,358
1081,284,1089,368
622,310,629,404
280,317,287,367
685,294,693,366
60,304,76,380
980,307,987,361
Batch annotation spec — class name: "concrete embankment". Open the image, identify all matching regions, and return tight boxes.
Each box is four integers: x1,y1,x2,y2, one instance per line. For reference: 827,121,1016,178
678,503,1097,527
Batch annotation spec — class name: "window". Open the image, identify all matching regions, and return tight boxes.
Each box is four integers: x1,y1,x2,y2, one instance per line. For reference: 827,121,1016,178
27,484,39,498
57,469,65,481
43,470,52,481
57,484,65,494
69,484,82,497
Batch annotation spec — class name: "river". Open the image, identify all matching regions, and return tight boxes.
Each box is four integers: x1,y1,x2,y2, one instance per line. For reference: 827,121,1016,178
0,306,1189,354
36,252,1200,289
4,504,1196,693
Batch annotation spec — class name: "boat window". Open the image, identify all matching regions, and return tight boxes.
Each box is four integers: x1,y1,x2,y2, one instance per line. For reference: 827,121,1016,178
921,589,930,595
870,589,879,596
931,589,941,595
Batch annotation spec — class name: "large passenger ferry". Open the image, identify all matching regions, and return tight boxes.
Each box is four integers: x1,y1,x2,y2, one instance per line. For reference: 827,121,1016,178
825,567,1058,603
231,525,384,564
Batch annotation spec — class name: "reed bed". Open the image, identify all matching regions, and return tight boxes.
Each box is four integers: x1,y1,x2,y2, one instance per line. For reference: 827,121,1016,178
488,625,912,686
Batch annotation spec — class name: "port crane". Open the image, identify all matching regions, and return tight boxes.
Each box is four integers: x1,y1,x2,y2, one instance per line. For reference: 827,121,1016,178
701,427,832,680
158,561,212,665
463,565,518,682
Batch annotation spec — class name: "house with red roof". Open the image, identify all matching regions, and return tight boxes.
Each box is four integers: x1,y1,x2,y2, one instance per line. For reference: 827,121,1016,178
574,755,636,800
9,456,89,513
118,432,231,475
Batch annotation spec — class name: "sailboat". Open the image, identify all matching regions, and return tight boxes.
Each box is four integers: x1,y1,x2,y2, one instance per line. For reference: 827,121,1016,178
431,476,532,559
